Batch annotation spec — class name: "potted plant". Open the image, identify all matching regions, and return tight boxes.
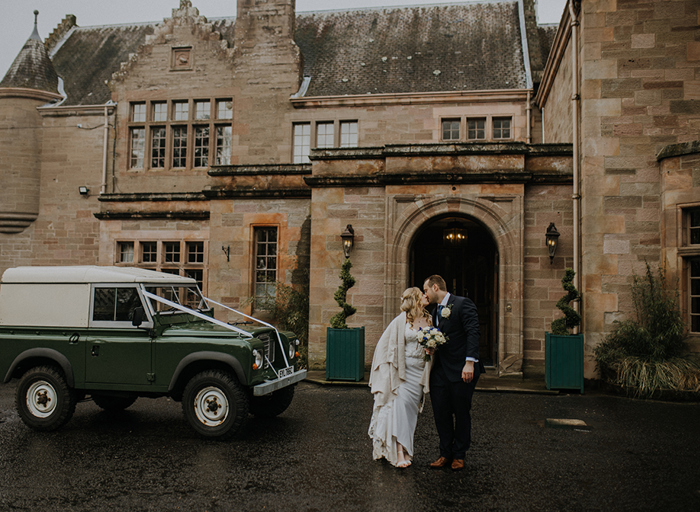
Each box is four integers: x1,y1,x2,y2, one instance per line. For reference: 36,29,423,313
545,268,584,392
326,258,365,381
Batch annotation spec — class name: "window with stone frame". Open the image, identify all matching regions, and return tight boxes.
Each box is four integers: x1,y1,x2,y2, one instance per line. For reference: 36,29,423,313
115,240,208,297
254,227,278,309
493,117,512,140
679,208,700,333
340,121,358,148
127,99,233,171
467,118,486,140
441,118,461,141
316,122,334,149
293,123,311,163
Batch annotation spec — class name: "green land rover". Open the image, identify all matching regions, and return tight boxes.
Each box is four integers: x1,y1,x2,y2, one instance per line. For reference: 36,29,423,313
0,266,306,439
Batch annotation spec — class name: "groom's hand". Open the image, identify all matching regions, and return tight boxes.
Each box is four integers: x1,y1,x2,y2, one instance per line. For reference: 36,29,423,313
462,361,475,383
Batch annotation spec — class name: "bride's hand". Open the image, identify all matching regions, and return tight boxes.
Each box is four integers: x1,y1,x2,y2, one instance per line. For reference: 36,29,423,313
425,347,435,356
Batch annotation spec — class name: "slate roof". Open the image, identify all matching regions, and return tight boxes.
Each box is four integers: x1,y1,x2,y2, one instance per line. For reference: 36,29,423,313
0,22,59,94
295,2,528,96
50,23,156,105
15,1,539,106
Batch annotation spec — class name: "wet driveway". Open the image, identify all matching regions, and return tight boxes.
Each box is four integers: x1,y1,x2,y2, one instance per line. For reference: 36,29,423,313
0,381,698,511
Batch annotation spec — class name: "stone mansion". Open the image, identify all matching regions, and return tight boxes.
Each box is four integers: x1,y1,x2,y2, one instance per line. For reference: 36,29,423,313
1,0,699,377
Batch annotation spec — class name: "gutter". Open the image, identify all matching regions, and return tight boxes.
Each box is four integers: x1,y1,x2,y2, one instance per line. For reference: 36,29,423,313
569,0,582,332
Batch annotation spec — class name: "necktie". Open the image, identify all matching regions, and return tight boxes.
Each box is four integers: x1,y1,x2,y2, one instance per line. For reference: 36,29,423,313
437,305,444,319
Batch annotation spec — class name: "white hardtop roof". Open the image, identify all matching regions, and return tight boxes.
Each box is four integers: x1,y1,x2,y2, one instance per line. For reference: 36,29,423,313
1,266,197,285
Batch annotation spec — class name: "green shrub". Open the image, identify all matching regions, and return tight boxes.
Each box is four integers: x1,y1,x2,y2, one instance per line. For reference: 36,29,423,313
594,263,700,397
268,270,309,370
551,268,581,335
330,258,357,329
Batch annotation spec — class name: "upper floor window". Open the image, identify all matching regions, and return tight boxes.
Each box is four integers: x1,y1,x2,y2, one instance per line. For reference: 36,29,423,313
152,102,167,122
340,121,358,148
442,119,461,141
493,117,512,139
131,103,146,122
316,122,334,149
195,100,211,120
293,123,311,163
119,242,135,263
127,99,233,171
467,118,486,140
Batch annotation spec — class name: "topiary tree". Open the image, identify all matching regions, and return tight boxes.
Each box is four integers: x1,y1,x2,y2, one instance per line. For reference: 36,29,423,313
330,258,357,329
551,268,581,335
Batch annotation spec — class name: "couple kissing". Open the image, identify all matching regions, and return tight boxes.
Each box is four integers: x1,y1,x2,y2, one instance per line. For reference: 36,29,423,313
368,274,484,470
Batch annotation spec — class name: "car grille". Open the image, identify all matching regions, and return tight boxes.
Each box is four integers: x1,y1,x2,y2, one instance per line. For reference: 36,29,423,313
258,333,274,368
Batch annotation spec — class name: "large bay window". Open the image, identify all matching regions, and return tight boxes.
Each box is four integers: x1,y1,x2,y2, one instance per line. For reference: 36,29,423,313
128,98,233,170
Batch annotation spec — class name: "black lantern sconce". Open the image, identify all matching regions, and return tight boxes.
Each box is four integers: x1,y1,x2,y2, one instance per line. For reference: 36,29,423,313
341,224,355,258
443,221,468,247
78,186,89,196
546,222,560,264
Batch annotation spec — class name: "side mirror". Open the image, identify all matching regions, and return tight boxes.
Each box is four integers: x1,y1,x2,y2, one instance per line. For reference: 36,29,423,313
132,307,145,327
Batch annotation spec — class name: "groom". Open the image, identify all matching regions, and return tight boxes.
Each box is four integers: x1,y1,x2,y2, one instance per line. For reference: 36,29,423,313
423,274,483,471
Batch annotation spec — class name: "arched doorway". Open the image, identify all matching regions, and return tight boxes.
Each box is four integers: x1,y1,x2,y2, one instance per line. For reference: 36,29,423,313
409,215,498,367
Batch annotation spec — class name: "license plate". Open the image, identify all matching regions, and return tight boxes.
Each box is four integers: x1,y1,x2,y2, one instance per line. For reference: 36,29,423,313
278,366,294,379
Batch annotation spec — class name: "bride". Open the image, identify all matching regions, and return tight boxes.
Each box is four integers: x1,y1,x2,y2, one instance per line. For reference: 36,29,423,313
368,287,433,468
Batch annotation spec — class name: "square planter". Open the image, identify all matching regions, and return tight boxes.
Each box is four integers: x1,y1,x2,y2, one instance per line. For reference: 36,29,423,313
326,326,365,381
545,332,584,393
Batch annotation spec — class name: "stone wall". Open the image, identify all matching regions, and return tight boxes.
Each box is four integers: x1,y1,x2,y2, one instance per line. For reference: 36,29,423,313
579,0,700,376
0,107,107,277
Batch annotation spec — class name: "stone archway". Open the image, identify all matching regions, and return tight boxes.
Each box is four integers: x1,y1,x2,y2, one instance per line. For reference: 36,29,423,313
409,214,499,366
383,192,524,376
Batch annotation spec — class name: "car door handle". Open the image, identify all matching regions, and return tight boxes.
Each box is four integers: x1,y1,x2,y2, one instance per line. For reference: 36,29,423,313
91,345,100,357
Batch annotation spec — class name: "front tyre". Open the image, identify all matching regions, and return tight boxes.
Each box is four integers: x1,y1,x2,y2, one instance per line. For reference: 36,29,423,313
16,366,76,431
250,385,295,418
182,370,249,439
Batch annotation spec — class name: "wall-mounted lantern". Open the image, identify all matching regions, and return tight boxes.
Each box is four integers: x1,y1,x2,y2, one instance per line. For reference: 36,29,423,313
443,221,468,247
341,224,355,258
78,186,89,196
546,222,560,264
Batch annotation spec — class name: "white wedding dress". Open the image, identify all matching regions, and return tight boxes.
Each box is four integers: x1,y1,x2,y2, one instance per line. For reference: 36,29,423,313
368,323,426,466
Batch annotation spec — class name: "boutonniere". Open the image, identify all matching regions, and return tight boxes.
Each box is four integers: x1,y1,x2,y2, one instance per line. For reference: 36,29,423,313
441,304,453,319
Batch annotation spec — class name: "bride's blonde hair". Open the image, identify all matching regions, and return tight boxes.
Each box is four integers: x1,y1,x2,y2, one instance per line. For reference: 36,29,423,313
400,287,428,325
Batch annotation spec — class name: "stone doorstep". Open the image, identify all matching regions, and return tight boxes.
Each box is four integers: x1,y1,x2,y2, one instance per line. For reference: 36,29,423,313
304,370,559,395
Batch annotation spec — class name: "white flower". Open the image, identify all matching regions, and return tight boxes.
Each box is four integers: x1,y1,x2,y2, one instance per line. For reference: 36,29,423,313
441,305,452,319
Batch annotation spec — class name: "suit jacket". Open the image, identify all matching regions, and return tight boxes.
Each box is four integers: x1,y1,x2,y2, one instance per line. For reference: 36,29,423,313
432,294,482,382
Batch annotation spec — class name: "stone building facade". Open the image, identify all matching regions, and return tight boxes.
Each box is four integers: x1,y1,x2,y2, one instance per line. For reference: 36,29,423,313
1,0,698,379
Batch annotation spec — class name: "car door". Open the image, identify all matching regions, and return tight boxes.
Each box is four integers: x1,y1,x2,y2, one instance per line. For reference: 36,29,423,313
85,285,153,388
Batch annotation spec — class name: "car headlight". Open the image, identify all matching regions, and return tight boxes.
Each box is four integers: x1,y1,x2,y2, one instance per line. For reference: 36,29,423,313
288,339,296,359
252,349,263,370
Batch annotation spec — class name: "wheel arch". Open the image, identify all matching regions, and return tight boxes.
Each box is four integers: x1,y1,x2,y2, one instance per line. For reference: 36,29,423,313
168,351,246,401
4,348,75,387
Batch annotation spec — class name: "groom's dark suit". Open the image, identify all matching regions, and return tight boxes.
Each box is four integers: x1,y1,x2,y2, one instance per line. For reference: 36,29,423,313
430,293,483,460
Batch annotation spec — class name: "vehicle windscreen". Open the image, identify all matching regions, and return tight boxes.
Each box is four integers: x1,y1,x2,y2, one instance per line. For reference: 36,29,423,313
144,285,209,313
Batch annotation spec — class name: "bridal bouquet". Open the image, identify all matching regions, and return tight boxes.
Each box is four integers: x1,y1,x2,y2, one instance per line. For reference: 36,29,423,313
417,326,447,361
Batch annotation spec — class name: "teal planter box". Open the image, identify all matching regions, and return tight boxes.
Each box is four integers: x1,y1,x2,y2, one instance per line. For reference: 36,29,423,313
545,332,584,393
326,327,365,381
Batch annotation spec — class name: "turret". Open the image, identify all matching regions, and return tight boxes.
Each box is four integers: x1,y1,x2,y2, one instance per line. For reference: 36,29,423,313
0,11,62,234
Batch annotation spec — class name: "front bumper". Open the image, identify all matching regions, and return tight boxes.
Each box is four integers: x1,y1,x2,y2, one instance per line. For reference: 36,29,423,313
253,369,307,396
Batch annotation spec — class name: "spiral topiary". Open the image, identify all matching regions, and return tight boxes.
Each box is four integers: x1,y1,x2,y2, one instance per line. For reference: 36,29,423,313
551,268,581,335
330,258,357,329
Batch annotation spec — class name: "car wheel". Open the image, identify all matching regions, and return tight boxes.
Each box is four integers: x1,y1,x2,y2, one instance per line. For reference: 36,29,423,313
92,394,137,411
250,385,295,418
182,370,248,439
16,366,76,431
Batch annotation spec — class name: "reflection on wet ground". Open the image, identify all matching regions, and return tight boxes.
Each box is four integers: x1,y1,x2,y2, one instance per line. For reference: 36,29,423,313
0,381,698,511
